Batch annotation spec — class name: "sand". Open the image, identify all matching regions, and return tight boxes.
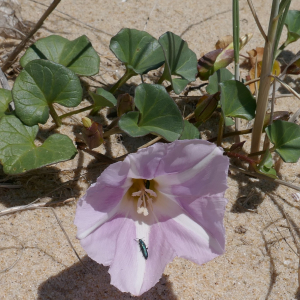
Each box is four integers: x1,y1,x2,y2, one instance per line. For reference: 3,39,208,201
0,0,300,299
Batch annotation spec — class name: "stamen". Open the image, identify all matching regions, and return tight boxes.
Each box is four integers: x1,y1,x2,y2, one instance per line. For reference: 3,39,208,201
132,181,157,216
145,189,157,197
132,191,142,197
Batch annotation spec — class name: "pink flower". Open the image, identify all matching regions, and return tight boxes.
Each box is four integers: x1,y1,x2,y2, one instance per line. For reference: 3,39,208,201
74,140,229,296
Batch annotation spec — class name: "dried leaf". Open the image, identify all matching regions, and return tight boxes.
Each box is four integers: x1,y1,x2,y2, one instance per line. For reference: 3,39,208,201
249,60,281,94
0,0,27,39
215,35,233,49
247,47,264,68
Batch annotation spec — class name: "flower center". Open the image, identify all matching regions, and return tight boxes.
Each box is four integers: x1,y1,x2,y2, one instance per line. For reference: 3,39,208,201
132,180,157,216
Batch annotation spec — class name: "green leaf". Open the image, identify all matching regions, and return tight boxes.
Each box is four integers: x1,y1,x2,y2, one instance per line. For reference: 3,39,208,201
220,80,256,120
0,115,77,174
265,120,300,163
110,28,165,75
0,89,12,118
256,149,277,178
206,68,234,94
20,35,100,76
119,84,183,141
89,88,117,113
225,116,235,126
158,32,198,94
12,59,83,126
179,120,200,140
284,10,300,45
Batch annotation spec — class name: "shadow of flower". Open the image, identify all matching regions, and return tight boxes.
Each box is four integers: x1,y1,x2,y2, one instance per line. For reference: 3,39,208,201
37,255,177,300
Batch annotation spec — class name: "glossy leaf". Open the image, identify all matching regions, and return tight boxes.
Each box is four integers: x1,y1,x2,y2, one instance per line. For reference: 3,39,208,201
220,80,256,120
12,59,82,126
284,10,300,45
256,150,277,178
179,120,200,140
0,89,12,118
265,120,300,163
225,117,235,126
158,32,198,94
119,84,183,141
0,115,77,174
20,35,100,76
206,68,234,94
110,28,165,75
89,88,117,114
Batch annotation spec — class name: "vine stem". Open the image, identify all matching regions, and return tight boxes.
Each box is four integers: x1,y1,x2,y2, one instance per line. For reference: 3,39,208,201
103,127,123,138
59,105,94,120
109,69,135,94
49,103,62,127
250,0,280,158
246,0,267,41
157,72,166,84
226,152,259,165
208,128,252,143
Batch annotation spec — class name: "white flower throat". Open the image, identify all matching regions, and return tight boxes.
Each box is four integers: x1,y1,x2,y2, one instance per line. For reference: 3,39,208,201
132,180,157,216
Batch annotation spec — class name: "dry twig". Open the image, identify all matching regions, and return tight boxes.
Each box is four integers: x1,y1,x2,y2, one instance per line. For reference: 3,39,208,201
246,0,267,41
229,165,300,192
1,0,62,72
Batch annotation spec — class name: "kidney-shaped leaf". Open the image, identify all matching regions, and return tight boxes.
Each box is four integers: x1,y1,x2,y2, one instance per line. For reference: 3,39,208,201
179,120,200,140
220,80,256,120
89,88,117,114
0,89,12,118
158,32,198,94
20,35,100,76
0,115,77,174
206,68,234,94
265,120,300,163
119,84,183,141
284,10,300,44
13,59,83,126
110,28,165,75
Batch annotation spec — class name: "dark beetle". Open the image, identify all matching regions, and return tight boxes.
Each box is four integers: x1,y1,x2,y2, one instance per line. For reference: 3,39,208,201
137,239,148,260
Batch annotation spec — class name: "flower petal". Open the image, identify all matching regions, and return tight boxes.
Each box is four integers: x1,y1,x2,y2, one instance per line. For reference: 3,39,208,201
142,224,176,293
156,140,229,197
80,213,127,266
109,217,176,296
126,143,167,179
152,191,226,264
155,139,221,176
173,193,227,249
75,139,229,296
74,160,132,239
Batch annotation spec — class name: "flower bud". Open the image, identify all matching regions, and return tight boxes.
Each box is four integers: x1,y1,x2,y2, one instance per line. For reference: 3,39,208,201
117,93,135,117
81,117,104,149
194,93,219,125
